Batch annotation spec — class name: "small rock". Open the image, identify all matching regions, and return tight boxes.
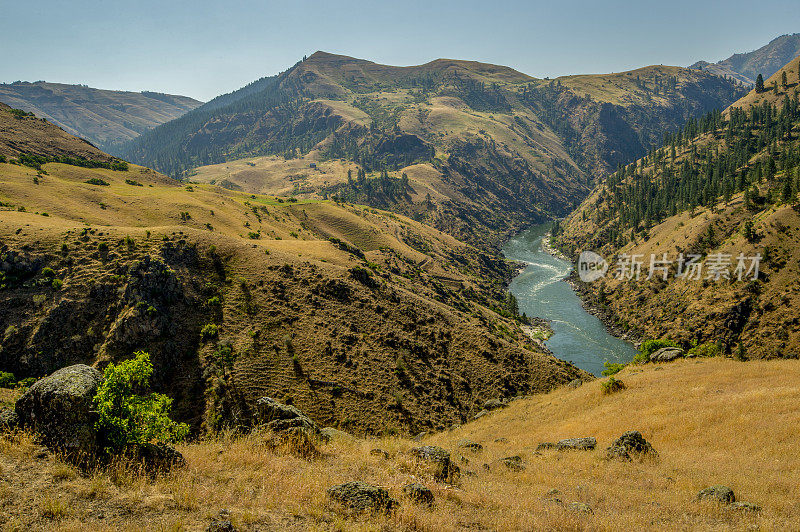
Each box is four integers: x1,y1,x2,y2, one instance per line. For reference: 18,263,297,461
567,379,583,389
370,448,390,459
402,483,434,506
727,501,761,512
449,424,461,431
555,437,596,451
536,442,557,451
650,347,684,363
125,442,186,474
0,407,19,431
483,398,508,411
606,431,657,461
697,485,735,504
473,409,489,420
413,432,428,442
494,437,508,443
569,502,593,514
457,439,483,452
320,427,355,443
328,481,398,514
500,455,525,472
207,510,237,532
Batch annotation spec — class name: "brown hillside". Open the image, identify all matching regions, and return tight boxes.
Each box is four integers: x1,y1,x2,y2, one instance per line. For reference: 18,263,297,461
0,103,112,162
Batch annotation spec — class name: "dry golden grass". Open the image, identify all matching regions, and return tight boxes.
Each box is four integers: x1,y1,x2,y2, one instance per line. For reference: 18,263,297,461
1,357,797,530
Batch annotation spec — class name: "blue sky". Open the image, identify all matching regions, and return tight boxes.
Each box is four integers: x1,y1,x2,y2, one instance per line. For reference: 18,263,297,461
1,0,798,101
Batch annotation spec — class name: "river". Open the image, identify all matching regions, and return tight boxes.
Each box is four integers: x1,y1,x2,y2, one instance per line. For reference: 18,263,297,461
503,223,636,376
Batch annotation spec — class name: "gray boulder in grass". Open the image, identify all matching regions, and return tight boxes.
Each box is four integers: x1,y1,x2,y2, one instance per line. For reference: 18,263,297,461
328,481,398,513
650,347,684,363
15,364,102,457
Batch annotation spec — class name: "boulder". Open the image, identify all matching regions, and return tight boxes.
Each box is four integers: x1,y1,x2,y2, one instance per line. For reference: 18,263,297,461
402,483,434,506
567,379,583,389
255,397,320,436
327,481,398,514
457,439,483,452
410,445,460,483
370,448,390,459
0,407,19,431
15,364,102,457
697,485,735,504
650,347,684,363
606,431,657,461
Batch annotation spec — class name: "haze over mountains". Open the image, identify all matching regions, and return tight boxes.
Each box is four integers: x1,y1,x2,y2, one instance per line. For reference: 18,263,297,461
690,32,800,85
0,81,202,151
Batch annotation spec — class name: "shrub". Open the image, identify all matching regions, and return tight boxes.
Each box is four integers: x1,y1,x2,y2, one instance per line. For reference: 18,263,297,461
41,267,55,278
633,338,679,364
125,179,143,187
213,343,235,371
85,178,110,186
248,231,260,239
0,371,16,388
17,377,36,388
206,296,221,307
93,351,189,453
601,376,626,395
98,242,109,254
686,342,722,358
601,361,626,376
51,278,63,290
200,323,218,341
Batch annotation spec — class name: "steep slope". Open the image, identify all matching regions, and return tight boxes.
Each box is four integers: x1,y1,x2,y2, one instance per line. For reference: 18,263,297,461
556,54,800,358
121,52,745,248
2,357,798,530
0,110,585,435
689,32,800,85
0,81,202,150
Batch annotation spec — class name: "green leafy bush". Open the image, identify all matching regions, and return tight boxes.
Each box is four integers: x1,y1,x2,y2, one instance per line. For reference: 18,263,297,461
633,338,679,364
41,267,55,278
93,351,189,453
17,377,36,388
0,371,16,388
51,278,63,290
686,342,722,358
601,376,626,395
601,361,626,376
200,323,218,341
85,178,110,186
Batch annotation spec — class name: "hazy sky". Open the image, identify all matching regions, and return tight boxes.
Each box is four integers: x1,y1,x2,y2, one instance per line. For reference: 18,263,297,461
1,0,798,101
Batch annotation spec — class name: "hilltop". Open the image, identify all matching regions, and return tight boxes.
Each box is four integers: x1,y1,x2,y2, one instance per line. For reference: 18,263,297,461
556,53,800,358
118,52,746,247
1,357,797,530
689,33,800,85
0,81,202,151
0,105,584,435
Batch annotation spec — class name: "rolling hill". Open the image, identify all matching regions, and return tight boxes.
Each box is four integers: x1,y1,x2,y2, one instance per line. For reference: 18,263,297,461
689,32,800,85
556,53,800,359
118,52,746,248
0,103,585,435
0,81,202,151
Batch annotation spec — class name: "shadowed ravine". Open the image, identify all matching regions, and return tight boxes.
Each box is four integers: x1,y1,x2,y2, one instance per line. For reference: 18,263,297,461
503,223,636,376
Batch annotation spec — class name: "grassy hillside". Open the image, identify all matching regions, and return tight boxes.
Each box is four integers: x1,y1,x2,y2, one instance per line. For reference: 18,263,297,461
690,32,800,85
556,54,800,358
126,52,746,247
0,113,584,435
0,81,202,150
2,357,797,530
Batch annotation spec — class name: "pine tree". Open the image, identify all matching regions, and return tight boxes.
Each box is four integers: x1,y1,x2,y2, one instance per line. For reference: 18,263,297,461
755,74,765,93
782,71,789,90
